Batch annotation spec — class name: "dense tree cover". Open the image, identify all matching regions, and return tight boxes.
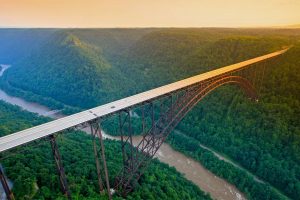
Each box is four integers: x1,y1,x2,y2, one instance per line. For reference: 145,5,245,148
0,100,211,200
117,32,289,89
0,101,48,137
1,32,136,109
176,44,300,199
0,78,80,115
167,131,288,200
67,28,155,61
1,28,300,199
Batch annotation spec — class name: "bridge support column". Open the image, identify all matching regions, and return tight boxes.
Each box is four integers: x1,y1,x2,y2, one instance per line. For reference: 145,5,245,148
0,167,14,200
91,125,104,195
90,121,112,200
115,110,135,195
49,135,72,200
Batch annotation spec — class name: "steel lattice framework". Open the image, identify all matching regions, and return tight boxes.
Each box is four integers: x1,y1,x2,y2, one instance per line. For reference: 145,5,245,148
114,74,259,196
0,48,288,199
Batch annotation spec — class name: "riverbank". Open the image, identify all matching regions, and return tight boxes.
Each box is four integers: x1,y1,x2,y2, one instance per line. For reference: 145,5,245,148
174,130,265,184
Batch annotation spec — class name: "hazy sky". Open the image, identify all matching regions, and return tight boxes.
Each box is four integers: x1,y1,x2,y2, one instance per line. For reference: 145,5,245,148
1,0,300,28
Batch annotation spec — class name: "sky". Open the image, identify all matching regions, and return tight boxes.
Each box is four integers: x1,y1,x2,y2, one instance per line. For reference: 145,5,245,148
1,0,300,28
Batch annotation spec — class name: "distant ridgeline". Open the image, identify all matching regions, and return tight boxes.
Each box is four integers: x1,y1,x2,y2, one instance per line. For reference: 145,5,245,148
0,29,56,64
0,28,300,199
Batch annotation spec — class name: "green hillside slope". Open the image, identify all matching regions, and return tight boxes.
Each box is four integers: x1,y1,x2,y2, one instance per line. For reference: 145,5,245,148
2,32,135,108
118,30,289,90
175,43,300,199
68,28,156,61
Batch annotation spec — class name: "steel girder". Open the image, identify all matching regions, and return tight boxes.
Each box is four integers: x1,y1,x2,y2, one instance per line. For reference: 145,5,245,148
114,72,258,196
49,135,72,200
90,121,112,200
0,167,14,200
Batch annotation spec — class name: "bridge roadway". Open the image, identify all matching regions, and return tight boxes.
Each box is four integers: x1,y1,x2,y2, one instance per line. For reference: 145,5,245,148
0,48,288,153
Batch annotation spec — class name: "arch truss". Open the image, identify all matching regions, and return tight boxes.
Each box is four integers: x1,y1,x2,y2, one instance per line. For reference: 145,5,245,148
113,59,270,196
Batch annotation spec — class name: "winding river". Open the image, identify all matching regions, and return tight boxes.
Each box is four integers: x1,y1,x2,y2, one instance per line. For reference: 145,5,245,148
0,64,246,200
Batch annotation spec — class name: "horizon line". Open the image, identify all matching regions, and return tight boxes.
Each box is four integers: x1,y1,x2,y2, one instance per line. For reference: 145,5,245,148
0,25,300,29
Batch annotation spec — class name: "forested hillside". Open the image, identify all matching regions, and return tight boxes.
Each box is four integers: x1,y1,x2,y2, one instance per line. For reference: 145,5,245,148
1,28,295,110
175,43,300,199
0,28,300,199
0,100,211,200
116,30,289,90
2,31,136,109
67,28,155,60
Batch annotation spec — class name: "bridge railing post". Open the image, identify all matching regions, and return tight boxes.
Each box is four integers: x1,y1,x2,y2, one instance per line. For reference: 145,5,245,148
49,134,72,200
0,166,14,200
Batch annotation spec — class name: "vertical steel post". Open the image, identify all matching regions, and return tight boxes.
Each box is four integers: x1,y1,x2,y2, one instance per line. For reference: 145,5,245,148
160,99,164,118
170,94,173,113
127,111,133,171
119,114,126,169
90,125,104,195
169,94,174,142
0,167,14,200
151,102,155,148
142,105,145,134
95,122,112,200
49,134,72,200
258,61,266,95
244,67,250,81
151,103,155,129
253,64,257,88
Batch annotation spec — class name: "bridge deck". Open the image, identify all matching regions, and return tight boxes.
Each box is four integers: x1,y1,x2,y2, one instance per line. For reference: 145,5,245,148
0,48,288,152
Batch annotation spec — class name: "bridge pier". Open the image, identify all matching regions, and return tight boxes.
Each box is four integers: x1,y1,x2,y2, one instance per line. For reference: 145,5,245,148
0,167,14,200
90,121,112,200
90,125,105,195
115,110,135,195
49,135,72,200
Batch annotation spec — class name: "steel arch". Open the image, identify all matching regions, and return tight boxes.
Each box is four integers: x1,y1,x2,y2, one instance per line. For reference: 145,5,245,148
116,75,258,195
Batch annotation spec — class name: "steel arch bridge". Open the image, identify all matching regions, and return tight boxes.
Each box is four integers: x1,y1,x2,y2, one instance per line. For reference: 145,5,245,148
0,48,288,199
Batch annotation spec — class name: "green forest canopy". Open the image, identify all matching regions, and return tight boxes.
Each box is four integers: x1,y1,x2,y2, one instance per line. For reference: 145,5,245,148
0,28,299,199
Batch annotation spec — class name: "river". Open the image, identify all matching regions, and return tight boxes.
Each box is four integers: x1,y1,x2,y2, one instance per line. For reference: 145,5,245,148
0,64,246,200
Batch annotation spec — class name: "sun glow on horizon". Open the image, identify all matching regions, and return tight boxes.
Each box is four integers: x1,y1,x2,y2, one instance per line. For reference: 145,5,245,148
1,0,300,28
